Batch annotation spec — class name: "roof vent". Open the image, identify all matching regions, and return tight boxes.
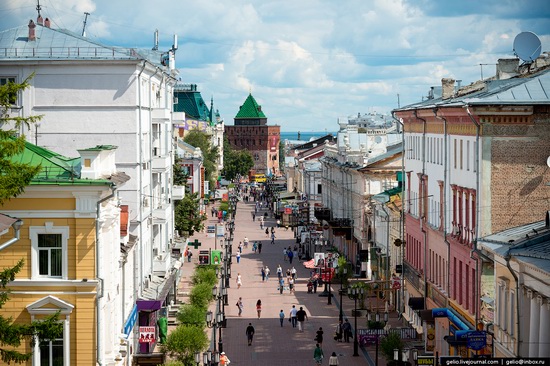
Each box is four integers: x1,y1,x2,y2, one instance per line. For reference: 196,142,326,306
37,15,43,25
28,20,36,41
44,18,51,28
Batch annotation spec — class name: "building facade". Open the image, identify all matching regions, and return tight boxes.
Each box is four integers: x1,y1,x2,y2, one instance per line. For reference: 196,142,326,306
225,93,280,176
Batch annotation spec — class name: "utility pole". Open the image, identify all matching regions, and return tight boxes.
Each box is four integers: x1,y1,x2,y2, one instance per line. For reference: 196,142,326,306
82,12,90,37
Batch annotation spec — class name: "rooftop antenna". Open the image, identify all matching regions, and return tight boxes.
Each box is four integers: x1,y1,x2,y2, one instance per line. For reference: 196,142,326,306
513,31,541,64
36,0,42,17
152,29,159,51
479,64,495,80
81,12,90,37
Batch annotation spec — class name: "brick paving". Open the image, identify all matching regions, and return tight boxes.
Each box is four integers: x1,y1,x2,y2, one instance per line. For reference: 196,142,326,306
174,193,406,366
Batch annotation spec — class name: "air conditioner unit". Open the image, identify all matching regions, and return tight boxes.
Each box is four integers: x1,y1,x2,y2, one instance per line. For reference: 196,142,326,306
144,278,149,289
142,162,149,170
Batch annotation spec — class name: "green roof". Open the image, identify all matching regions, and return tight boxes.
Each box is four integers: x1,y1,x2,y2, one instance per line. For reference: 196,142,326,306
8,139,112,186
174,84,212,124
235,93,267,119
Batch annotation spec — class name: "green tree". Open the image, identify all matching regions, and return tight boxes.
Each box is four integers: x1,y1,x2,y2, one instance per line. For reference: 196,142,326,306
173,157,190,187
222,137,254,180
379,331,405,362
0,75,42,204
1,77,63,363
162,325,208,364
183,129,219,189
174,192,206,237
0,260,63,363
176,304,206,326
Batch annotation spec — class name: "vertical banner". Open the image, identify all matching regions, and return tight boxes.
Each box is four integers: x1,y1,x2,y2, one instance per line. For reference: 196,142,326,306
211,250,222,265
425,322,435,354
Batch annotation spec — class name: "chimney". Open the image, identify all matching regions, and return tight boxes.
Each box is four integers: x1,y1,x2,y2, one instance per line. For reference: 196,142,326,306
28,20,36,41
441,78,455,100
37,15,43,25
44,18,51,28
496,58,519,80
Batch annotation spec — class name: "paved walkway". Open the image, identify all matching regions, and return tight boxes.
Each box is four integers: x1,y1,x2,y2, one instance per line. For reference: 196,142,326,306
174,193,407,366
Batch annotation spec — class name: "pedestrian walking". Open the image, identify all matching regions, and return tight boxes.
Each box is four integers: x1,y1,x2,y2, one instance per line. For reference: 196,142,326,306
287,249,294,264
246,323,255,346
236,297,243,316
220,352,231,365
252,212,256,221
296,306,308,332
236,251,241,263
271,232,275,245
328,351,339,366
288,277,295,293
238,242,243,253
279,309,285,327
243,236,249,248
315,327,324,347
256,300,262,319
342,319,352,343
277,265,283,279
187,250,193,262
289,305,297,328
258,241,263,253
334,320,343,342
283,248,288,261
279,277,285,294
264,266,270,281
261,267,266,282
236,273,242,289
291,266,297,280
313,344,324,365
265,228,269,237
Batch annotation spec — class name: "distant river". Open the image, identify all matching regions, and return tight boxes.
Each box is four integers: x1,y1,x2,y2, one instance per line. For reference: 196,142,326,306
280,131,336,142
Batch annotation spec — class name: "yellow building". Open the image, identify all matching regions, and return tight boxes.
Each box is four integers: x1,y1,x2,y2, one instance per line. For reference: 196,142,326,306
0,143,128,365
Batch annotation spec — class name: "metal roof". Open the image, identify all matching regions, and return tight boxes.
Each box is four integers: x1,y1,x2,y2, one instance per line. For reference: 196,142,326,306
396,67,550,111
0,23,165,66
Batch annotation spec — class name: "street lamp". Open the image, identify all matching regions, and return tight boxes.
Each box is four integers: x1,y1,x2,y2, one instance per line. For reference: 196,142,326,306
349,287,364,357
203,349,211,366
339,267,348,321
194,351,201,366
206,308,225,354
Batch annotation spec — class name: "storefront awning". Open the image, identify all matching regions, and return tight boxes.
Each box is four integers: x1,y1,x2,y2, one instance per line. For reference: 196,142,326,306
408,297,425,310
137,271,177,311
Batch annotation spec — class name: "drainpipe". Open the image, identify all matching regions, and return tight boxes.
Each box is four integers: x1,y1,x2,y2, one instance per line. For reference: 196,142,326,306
504,251,521,356
413,110,429,304
96,185,118,365
0,220,23,251
433,108,451,303
465,106,482,325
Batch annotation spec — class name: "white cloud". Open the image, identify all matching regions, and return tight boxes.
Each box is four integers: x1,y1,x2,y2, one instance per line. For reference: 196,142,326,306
1,0,549,132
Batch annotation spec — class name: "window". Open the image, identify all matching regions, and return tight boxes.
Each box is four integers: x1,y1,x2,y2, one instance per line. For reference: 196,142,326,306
27,295,73,366
0,77,17,105
38,234,62,277
30,225,69,280
40,338,64,365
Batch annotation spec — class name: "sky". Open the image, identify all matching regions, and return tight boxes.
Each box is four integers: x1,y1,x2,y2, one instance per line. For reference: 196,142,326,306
2,0,550,132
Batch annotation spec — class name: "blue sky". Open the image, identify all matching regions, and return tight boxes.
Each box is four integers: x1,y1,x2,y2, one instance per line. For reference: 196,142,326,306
2,0,549,132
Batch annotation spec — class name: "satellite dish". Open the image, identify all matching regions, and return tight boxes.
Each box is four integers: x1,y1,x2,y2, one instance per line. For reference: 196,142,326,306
513,31,542,62
547,155,550,168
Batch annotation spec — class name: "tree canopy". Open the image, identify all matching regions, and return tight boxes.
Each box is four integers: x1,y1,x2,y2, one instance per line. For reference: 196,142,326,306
174,192,206,237
221,137,254,181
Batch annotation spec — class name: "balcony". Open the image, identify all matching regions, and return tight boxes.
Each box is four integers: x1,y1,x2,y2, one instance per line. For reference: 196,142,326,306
172,185,185,200
151,108,171,121
152,155,171,172
153,204,170,224
314,207,331,221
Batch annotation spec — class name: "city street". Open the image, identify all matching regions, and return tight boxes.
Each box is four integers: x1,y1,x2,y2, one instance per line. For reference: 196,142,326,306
175,193,403,366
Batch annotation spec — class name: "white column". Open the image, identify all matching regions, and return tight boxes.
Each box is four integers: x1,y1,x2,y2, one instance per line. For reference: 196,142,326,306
539,299,550,358
529,292,540,357
64,315,71,366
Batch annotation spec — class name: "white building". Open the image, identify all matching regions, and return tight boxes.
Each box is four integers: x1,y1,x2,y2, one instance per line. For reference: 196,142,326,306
0,18,180,363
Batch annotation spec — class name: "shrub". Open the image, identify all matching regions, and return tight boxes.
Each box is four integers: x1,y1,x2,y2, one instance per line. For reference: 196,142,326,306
162,325,208,363
192,266,217,286
189,282,214,309
176,304,206,326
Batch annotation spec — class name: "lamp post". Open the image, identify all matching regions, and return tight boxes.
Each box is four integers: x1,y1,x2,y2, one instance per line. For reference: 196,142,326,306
203,349,211,366
194,351,201,366
349,287,364,357
339,267,348,321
